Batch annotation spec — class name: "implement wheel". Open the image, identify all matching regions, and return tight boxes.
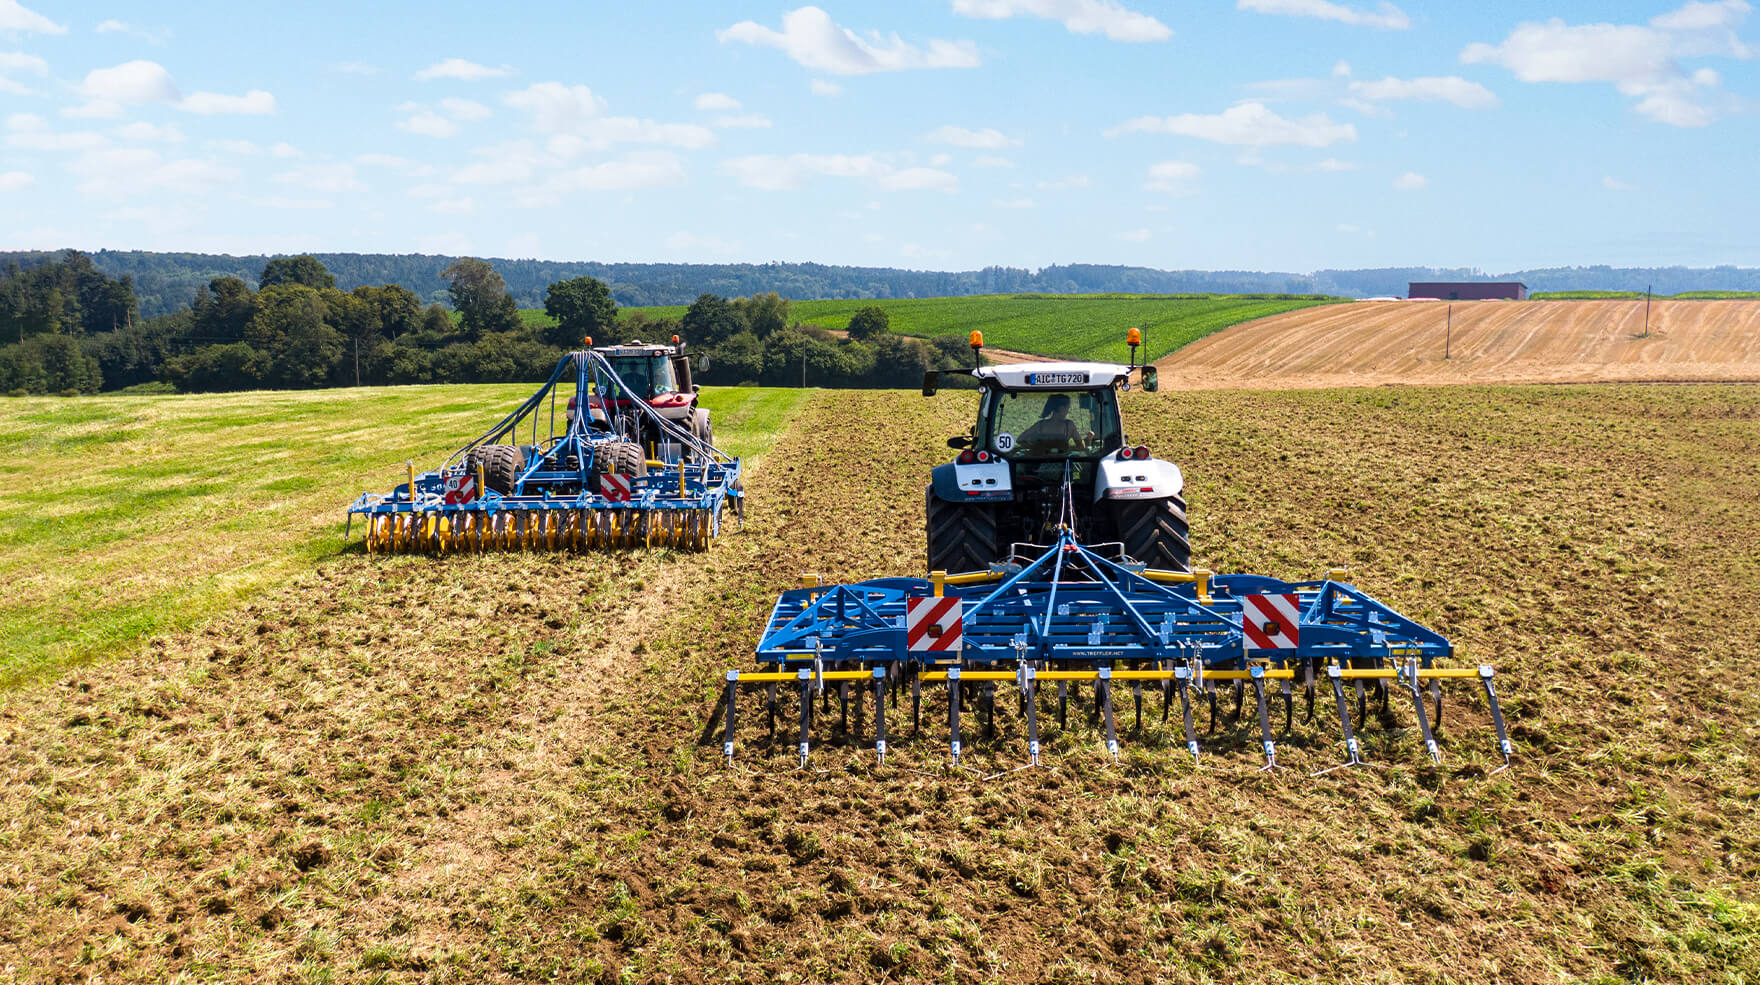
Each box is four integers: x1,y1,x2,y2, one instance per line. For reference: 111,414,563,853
925,487,1000,574
597,441,647,478
469,444,525,496
1114,493,1191,572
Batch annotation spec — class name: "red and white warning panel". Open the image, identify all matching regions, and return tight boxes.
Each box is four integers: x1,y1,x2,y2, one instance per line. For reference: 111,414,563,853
906,596,963,653
442,473,477,505
601,473,632,503
1241,593,1301,650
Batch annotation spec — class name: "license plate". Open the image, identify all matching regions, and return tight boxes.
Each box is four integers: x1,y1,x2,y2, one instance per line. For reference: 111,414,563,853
1027,372,1088,385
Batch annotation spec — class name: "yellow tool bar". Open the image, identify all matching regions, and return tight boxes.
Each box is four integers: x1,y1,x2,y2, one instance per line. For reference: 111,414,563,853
1337,667,1482,680
729,669,875,683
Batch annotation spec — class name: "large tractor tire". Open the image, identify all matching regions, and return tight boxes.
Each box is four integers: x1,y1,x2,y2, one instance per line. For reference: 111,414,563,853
1114,494,1192,571
468,444,525,496
690,408,714,461
926,487,1001,574
596,440,647,477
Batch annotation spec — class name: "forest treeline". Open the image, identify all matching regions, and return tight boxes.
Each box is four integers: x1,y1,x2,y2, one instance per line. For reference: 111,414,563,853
0,251,967,394
7,248,1757,319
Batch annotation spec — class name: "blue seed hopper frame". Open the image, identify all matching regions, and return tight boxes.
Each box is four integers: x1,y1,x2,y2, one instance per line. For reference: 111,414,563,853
346,349,741,552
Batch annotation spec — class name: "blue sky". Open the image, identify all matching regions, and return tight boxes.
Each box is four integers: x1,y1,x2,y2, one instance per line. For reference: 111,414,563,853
2,1,1756,273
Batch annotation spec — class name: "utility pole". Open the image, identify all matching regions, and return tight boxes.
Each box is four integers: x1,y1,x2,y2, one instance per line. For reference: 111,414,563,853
1642,284,1652,338
801,348,806,389
1445,303,1452,359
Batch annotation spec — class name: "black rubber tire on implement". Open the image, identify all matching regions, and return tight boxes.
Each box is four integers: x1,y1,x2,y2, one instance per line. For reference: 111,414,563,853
925,486,1001,574
692,408,713,453
469,444,525,496
1114,493,1192,571
596,440,647,477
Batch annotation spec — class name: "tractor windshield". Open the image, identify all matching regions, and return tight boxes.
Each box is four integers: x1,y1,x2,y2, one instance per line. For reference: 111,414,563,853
984,388,1121,459
603,354,678,399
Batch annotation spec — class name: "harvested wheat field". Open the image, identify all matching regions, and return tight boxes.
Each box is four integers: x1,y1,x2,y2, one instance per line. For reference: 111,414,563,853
1158,299,1760,389
3,384,1760,984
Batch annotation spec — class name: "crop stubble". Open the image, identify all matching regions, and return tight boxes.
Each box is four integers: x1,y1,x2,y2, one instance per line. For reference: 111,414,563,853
2,385,1759,983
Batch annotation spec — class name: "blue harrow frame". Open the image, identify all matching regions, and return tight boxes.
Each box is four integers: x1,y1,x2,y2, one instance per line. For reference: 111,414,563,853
706,531,1512,773
347,349,741,552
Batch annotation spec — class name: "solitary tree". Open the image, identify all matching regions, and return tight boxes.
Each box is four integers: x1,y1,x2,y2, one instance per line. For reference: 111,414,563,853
845,305,890,342
441,258,519,339
260,255,336,290
543,276,618,348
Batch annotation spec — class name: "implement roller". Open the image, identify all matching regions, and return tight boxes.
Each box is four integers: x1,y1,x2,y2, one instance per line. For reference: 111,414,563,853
703,529,1513,774
347,347,741,553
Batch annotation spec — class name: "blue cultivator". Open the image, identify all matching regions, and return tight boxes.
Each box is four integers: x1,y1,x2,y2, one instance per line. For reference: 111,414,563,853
347,349,740,553
706,530,1512,773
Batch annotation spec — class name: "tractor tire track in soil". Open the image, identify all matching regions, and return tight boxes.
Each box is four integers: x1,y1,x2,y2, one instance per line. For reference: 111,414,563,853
1158,299,1760,389
4,386,1760,984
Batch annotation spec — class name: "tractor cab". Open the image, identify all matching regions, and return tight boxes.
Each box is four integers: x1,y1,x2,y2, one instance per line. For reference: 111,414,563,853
571,337,715,458
922,332,1188,572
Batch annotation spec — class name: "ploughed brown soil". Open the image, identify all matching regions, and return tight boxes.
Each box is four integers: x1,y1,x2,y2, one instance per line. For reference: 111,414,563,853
1158,299,1760,389
5,385,1760,983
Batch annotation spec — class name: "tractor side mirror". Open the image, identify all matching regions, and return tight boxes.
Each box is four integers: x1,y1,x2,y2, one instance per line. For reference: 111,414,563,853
922,371,938,397
946,434,972,450
1140,366,1159,392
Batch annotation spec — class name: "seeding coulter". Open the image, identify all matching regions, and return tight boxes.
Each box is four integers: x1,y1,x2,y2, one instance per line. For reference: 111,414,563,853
347,345,740,553
707,531,1512,773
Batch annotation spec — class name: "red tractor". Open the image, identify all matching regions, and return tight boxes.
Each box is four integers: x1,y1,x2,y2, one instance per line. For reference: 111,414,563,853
568,337,714,461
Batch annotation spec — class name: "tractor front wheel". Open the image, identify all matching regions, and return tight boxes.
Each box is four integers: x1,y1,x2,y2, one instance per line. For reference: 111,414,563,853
926,488,1001,574
1114,494,1191,571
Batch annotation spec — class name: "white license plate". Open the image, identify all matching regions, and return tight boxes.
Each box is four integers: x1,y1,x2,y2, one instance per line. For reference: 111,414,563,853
1028,372,1088,385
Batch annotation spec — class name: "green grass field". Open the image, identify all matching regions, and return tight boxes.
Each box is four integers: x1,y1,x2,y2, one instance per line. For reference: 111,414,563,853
568,294,1340,363
0,385,809,687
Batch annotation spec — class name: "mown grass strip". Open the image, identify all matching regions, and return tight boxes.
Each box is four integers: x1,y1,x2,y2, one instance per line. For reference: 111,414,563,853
0,384,810,687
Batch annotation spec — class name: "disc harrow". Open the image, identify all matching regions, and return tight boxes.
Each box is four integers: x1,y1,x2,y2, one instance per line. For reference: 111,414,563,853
348,349,740,554
704,531,1512,773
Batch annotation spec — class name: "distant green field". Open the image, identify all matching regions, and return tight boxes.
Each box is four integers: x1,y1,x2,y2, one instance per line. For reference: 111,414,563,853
0,385,809,687
1533,290,1760,300
566,293,1341,363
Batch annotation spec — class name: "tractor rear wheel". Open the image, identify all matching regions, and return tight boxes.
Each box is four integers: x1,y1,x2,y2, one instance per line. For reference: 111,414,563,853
1114,494,1191,571
469,444,525,496
926,487,1001,573
597,440,647,477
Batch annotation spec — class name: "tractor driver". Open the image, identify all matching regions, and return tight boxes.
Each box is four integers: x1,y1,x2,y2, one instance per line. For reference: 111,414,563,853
1020,393,1095,452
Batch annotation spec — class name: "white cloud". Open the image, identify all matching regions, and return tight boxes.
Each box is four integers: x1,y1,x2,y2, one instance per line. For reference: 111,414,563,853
6,111,43,130
414,58,513,81
180,89,276,115
695,92,741,111
1117,227,1152,242
714,114,772,128
1348,75,1498,109
79,60,180,110
0,170,32,191
950,0,1172,42
95,19,169,44
0,0,64,35
1144,159,1200,191
1392,170,1426,190
924,124,1020,148
1109,101,1357,146
0,51,47,92
810,79,842,96
69,148,240,197
114,121,184,142
722,152,957,191
974,154,1015,168
930,152,952,165
718,6,980,75
1461,5,1753,126
270,141,299,157
504,82,609,130
440,97,491,121
397,110,457,137
273,163,363,193
1237,0,1410,30
1603,175,1638,191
